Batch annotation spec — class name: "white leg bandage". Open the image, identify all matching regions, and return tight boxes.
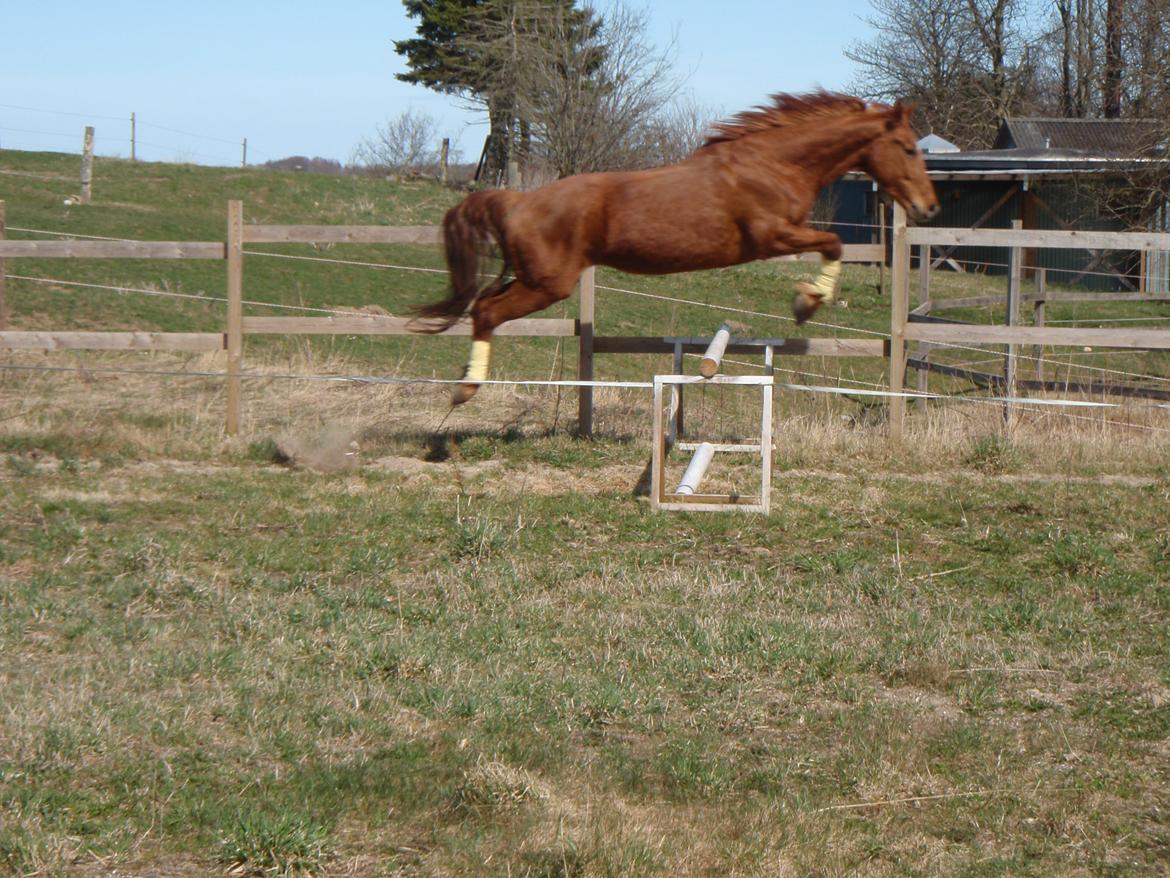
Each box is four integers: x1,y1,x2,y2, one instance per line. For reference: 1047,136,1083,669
810,259,842,302
463,340,491,382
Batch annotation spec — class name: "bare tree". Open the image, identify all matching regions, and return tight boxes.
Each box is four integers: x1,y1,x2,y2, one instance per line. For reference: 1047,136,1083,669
638,94,723,167
964,0,1035,121
352,109,443,174
1123,0,1170,116
1103,0,1124,117
849,0,1043,147
459,1,683,178
847,0,998,147
533,3,683,174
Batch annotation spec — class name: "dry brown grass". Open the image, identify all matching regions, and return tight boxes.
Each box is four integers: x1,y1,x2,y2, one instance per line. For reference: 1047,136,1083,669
3,347,1167,480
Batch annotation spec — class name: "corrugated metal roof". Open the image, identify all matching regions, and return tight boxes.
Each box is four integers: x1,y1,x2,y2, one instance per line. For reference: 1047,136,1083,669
995,118,1164,155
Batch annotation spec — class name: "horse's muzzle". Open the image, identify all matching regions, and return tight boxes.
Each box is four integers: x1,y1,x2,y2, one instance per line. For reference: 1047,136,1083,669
911,201,940,223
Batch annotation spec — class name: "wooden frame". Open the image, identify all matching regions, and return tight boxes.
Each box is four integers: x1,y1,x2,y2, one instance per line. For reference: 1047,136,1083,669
650,374,774,514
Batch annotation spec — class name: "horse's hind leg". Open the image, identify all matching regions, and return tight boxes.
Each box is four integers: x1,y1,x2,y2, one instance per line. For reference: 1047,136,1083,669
451,278,576,405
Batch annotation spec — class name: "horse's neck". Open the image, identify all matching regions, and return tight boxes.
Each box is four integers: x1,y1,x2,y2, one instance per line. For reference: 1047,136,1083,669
771,117,886,189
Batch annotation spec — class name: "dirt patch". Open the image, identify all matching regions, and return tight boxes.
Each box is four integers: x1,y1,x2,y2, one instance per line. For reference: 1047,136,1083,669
502,463,646,497
365,455,504,480
274,428,360,473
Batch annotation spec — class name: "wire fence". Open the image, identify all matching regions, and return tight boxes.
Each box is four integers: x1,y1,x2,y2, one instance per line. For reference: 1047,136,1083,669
5,254,1169,398
0,102,247,166
4,215,1170,438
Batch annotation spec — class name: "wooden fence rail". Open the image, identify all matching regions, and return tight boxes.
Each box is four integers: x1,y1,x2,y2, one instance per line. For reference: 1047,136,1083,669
0,241,224,259
905,226,1170,252
240,316,578,336
0,331,223,352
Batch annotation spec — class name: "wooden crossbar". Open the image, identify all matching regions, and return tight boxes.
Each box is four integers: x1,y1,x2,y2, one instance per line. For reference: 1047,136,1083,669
0,241,224,259
699,324,732,378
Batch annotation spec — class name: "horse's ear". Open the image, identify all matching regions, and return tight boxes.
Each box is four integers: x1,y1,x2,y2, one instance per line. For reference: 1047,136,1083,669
889,100,916,128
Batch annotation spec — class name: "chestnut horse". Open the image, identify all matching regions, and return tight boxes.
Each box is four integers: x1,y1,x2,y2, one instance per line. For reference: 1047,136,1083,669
412,92,939,404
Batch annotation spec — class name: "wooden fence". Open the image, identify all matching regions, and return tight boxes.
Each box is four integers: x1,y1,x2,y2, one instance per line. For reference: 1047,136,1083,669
0,200,884,437
888,202,1170,440
6,198,1166,442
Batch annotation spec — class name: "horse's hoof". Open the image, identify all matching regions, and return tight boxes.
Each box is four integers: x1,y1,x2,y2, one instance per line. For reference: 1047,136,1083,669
451,382,480,406
792,283,825,325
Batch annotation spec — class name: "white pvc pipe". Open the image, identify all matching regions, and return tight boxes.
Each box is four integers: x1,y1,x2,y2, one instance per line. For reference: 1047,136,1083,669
675,442,715,495
699,323,732,378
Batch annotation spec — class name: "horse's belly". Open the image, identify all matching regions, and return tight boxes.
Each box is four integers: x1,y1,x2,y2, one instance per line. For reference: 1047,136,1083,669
597,224,743,275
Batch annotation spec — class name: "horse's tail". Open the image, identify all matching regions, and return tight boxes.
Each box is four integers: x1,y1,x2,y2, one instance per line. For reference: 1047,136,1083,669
409,190,514,333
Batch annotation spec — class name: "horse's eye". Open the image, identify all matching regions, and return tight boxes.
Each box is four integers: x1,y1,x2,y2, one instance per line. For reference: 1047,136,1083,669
904,148,917,157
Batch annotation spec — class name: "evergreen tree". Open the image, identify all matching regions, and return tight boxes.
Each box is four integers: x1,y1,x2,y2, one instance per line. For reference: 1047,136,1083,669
396,0,597,183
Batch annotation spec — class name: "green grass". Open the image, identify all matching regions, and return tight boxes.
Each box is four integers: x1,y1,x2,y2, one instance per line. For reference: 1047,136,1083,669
3,149,1170,875
2,451,1169,874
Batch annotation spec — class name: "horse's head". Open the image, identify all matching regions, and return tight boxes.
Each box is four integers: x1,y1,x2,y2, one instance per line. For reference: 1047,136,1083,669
861,102,940,223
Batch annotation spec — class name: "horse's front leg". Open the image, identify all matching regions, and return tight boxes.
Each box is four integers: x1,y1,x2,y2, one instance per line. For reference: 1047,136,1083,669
761,225,845,325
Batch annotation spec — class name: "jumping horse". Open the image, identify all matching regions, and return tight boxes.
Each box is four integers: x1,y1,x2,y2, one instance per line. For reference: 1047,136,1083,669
411,92,940,404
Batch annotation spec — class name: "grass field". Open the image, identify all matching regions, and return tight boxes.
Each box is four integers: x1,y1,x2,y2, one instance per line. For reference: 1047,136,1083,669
2,151,1170,876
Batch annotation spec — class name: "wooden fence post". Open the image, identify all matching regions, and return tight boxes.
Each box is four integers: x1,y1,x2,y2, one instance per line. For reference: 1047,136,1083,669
889,202,909,444
130,113,136,162
1033,268,1047,384
1004,219,1022,425
916,242,931,408
0,200,7,330
80,127,95,204
918,243,930,303
577,266,595,438
226,200,244,435
440,138,450,185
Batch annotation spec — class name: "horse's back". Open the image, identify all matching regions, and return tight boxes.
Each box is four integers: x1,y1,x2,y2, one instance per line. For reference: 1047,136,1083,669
497,154,760,276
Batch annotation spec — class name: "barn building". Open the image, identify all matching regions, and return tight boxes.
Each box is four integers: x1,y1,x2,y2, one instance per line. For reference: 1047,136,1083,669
828,118,1170,292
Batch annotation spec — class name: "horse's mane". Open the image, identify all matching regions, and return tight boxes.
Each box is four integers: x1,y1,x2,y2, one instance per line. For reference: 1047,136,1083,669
702,91,873,148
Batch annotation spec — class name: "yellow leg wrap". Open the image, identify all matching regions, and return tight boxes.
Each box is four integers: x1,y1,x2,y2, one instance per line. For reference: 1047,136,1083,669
463,340,491,383
810,259,842,302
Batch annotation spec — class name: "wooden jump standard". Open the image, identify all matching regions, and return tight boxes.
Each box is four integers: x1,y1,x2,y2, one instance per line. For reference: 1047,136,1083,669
651,324,775,514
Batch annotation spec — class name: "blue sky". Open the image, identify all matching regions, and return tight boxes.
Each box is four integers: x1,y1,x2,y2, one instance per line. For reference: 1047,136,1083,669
0,1,873,166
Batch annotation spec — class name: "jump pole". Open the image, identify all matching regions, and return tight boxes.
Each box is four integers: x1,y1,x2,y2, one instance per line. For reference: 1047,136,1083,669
699,323,732,378
675,442,715,495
